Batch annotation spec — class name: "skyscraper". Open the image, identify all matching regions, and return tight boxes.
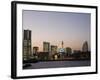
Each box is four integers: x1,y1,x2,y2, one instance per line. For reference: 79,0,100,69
82,41,88,52
23,30,32,60
43,42,50,52
51,45,57,54
59,41,65,53
62,41,64,48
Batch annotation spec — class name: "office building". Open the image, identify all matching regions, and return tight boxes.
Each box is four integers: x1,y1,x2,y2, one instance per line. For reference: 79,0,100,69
33,46,39,54
37,52,49,60
43,42,50,52
51,45,57,54
23,30,32,60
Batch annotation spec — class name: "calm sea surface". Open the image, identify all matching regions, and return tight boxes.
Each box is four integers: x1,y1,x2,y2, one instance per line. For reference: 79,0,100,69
23,60,90,69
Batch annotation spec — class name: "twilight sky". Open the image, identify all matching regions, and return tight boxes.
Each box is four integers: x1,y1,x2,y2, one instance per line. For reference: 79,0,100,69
23,10,91,51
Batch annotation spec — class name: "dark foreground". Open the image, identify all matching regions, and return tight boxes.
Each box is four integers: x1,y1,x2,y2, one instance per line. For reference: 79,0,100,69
23,60,90,69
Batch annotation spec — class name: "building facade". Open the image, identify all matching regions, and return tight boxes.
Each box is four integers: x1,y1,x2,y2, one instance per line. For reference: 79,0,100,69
23,30,32,61
65,47,72,56
33,46,39,54
51,45,57,54
43,42,50,52
37,52,49,60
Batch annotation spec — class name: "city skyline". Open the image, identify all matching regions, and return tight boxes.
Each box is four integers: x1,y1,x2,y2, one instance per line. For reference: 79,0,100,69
32,41,89,52
23,10,91,51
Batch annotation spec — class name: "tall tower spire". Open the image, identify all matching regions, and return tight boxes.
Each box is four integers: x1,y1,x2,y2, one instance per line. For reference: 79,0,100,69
62,41,64,48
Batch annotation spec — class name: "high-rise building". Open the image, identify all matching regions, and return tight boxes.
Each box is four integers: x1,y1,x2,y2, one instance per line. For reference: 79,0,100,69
58,41,65,59
59,41,65,53
43,42,50,52
61,41,64,48
65,47,72,56
33,46,39,54
82,41,88,52
51,45,57,54
23,30,32,60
